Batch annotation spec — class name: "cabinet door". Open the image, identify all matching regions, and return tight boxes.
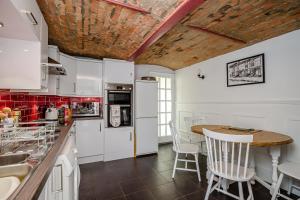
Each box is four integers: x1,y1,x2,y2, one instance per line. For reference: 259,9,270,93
103,59,134,84
10,0,42,40
104,127,134,161
76,120,103,158
76,59,102,96
40,16,48,89
59,53,77,95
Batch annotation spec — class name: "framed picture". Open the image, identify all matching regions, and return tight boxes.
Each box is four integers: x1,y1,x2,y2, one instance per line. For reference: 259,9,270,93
226,54,265,87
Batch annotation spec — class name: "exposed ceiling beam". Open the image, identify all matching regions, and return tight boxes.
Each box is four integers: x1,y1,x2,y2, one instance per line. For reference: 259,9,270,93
128,0,205,61
102,0,150,14
187,25,247,44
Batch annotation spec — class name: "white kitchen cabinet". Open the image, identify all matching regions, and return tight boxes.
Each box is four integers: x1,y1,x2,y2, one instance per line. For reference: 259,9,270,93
76,59,103,96
76,119,104,163
0,37,42,89
58,53,77,96
104,127,134,161
40,16,48,90
103,58,134,84
0,0,48,90
10,0,43,41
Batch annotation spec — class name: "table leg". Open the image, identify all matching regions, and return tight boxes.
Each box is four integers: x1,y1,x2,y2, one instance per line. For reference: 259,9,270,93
269,146,281,194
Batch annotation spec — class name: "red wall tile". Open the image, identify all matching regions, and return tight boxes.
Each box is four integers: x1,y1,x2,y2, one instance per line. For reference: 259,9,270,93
0,92,102,122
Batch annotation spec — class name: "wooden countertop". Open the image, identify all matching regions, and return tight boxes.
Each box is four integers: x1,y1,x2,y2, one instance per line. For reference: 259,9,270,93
9,120,74,200
191,125,293,147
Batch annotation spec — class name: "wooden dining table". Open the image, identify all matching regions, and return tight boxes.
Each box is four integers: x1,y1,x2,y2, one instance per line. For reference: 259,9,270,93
191,125,293,193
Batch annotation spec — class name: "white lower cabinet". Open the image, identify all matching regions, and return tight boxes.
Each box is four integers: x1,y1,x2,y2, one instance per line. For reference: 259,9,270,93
39,131,79,200
76,119,104,164
104,127,134,161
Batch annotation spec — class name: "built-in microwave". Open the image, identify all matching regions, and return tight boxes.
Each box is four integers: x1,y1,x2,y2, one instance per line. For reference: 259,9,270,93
71,102,100,117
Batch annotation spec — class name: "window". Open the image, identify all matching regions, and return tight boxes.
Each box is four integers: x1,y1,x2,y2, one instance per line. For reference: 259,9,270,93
157,76,173,137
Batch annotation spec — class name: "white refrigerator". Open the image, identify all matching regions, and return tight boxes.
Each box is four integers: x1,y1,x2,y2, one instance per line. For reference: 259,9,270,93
135,80,158,156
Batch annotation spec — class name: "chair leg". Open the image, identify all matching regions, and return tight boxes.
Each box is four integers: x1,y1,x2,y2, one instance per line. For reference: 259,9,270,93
271,173,284,200
172,152,179,179
238,182,244,200
195,153,201,182
247,181,254,200
205,174,215,200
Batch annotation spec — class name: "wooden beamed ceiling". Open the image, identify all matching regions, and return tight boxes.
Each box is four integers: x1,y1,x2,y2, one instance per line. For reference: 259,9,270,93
37,0,300,70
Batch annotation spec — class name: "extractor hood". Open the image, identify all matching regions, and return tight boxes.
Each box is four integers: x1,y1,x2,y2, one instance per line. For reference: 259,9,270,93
41,58,67,75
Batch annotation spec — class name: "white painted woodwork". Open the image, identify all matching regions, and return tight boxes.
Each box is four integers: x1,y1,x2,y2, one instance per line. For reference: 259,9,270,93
76,119,104,160
58,53,77,96
103,58,134,84
104,127,134,161
175,30,300,194
76,58,103,96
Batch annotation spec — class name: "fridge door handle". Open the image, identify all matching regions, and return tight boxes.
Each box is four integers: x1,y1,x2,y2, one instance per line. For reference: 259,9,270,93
129,132,132,141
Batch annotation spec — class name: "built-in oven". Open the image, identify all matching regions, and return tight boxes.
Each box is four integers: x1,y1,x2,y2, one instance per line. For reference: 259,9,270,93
104,84,133,128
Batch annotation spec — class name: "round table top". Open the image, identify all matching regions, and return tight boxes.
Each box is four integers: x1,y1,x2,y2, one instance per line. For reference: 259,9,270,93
191,125,293,147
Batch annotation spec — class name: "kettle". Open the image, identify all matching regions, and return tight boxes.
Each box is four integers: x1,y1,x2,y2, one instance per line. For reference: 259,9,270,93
45,106,58,120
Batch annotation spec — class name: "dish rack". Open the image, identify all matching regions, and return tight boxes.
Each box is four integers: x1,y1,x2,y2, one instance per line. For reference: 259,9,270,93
0,122,56,158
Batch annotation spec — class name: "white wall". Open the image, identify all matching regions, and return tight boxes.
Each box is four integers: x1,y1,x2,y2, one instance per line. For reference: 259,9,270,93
135,64,174,80
176,30,300,191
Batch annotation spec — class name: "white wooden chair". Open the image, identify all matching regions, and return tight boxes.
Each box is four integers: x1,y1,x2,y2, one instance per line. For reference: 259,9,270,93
184,116,207,155
203,128,255,200
271,162,300,200
169,121,201,182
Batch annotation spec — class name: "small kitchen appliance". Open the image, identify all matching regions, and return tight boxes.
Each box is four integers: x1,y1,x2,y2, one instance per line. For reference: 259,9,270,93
45,106,58,120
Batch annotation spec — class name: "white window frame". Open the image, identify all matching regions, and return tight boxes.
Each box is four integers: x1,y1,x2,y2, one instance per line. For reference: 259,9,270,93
150,72,175,143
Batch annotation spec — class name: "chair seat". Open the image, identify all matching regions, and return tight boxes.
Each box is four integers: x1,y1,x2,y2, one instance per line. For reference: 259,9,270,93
209,161,255,181
173,143,199,154
278,162,300,179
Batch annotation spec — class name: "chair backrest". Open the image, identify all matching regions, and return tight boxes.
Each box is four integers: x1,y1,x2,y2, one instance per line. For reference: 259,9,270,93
203,128,253,179
169,121,181,152
184,116,205,133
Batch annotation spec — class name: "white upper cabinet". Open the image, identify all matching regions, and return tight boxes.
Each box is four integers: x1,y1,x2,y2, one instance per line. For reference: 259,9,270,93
0,0,48,90
40,16,48,89
76,59,103,97
58,53,77,96
103,58,134,84
10,0,43,41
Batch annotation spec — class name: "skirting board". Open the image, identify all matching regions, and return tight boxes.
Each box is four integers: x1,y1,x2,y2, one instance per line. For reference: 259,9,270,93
78,154,104,164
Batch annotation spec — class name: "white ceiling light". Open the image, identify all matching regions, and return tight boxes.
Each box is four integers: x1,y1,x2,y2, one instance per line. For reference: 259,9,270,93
23,49,29,52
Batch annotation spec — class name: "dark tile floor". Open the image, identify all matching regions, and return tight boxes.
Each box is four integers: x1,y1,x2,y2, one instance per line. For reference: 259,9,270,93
79,144,292,200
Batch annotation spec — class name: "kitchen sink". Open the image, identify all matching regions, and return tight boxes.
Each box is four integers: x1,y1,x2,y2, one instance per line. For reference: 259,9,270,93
0,176,20,200
0,164,32,180
0,154,30,166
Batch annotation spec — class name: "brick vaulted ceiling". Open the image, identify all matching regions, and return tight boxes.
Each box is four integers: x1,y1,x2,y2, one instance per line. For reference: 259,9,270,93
37,0,300,70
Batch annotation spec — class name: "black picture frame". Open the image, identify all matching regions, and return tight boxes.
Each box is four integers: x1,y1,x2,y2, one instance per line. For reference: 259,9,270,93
226,53,265,87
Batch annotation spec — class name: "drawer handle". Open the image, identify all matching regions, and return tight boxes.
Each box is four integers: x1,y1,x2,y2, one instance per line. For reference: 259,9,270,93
24,11,38,25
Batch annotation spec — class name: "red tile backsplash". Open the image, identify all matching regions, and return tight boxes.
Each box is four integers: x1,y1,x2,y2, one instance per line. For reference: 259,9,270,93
0,92,102,122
